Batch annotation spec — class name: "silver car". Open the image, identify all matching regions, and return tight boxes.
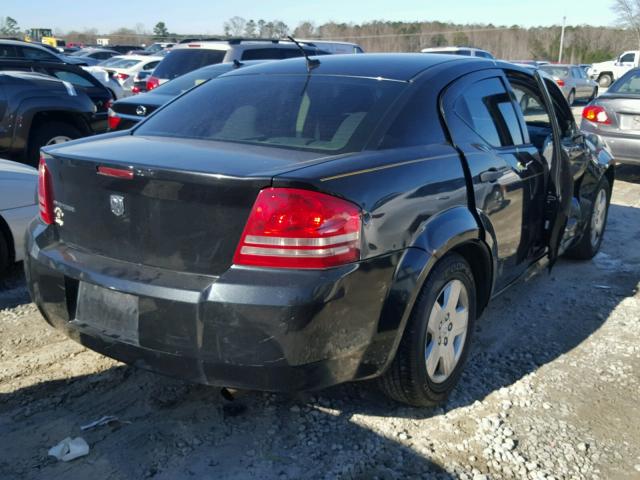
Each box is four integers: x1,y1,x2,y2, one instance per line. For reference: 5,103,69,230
581,68,640,165
0,159,38,276
539,65,598,105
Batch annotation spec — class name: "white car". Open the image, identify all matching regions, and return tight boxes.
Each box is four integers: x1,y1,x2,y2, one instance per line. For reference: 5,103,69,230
588,50,639,88
421,46,494,59
96,55,163,93
0,159,37,276
82,66,126,99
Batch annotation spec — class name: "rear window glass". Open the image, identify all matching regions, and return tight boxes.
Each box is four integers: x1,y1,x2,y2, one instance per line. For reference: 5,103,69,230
540,66,569,78
102,59,141,69
152,64,234,96
135,75,405,154
153,49,226,80
609,70,640,94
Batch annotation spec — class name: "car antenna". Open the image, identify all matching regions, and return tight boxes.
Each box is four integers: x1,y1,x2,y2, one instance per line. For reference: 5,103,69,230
287,35,320,72
233,59,244,68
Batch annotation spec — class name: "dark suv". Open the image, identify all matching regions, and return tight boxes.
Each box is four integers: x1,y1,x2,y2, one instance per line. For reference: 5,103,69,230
0,71,96,166
26,54,614,406
0,40,113,132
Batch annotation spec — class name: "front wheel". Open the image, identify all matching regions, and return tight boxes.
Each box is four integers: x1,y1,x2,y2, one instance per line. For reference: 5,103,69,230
379,253,476,407
565,177,611,260
28,121,82,167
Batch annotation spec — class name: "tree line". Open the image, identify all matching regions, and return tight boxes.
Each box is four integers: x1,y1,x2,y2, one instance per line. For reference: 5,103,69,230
3,13,639,63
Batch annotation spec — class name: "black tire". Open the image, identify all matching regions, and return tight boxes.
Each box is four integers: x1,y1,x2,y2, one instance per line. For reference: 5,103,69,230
598,73,613,88
565,177,611,260
379,253,477,407
27,121,82,167
567,90,576,106
0,229,10,277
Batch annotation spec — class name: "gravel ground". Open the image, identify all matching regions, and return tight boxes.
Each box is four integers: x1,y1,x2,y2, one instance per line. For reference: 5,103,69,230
1,168,639,480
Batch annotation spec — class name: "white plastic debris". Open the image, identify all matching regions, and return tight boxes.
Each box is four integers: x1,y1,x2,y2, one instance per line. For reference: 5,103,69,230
48,437,90,462
80,415,118,431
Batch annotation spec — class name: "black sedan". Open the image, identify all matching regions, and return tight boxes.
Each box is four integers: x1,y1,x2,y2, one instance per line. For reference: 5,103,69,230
108,60,269,130
26,54,614,406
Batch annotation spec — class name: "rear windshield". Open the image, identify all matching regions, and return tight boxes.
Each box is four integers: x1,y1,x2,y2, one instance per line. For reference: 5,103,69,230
609,70,640,94
153,49,226,80
152,64,233,96
540,66,569,78
135,74,405,154
101,58,141,69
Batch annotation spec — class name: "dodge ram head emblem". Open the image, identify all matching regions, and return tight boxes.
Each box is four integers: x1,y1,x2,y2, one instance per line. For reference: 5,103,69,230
136,105,147,116
110,195,125,216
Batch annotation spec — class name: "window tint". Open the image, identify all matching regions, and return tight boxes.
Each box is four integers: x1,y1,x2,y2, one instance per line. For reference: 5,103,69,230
454,77,523,147
241,48,283,60
151,64,233,96
91,51,114,60
510,83,551,126
153,49,226,80
0,44,18,58
135,75,405,154
456,49,472,56
20,46,58,61
608,70,640,94
620,53,635,63
142,60,160,70
476,50,493,59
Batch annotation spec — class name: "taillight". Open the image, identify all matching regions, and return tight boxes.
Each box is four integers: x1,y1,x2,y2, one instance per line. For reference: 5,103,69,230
38,155,54,225
556,79,565,87
146,76,160,91
234,188,362,269
582,105,611,124
131,85,141,94
116,73,130,81
107,108,121,130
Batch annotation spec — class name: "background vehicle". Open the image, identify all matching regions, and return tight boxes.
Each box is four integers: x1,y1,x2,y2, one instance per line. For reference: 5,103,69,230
421,46,494,58
581,67,640,164
0,39,65,64
129,42,175,56
0,58,113,132
82,66,126,99
24,28,65,51
64,48,120,66
110,45,142,54
0,159,37,276
539,64,598,105
26,54,613,407
130,70,151,94
588,51,639,88
97,55,163,94
108,60,269,130
146,38,328,90
0,71,96,166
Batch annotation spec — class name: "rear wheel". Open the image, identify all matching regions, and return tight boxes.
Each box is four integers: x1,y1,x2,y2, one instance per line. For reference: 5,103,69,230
567,90,576,106
28,121,82,167
598,73,613,88
565,177,611,260
0,230,10,277
379,253,476,407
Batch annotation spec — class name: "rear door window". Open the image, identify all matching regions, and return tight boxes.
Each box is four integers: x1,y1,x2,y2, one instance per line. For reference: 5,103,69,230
142,60,160,70
0,45,18,58
19,46,59,61
454,77,524,147
241,48,283,60
153,49,226,80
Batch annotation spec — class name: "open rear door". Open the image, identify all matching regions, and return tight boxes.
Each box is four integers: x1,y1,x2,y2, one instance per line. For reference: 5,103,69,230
533,70,573,269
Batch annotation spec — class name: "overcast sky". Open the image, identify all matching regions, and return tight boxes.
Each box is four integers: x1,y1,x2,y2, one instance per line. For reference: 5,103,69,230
3,0,618,34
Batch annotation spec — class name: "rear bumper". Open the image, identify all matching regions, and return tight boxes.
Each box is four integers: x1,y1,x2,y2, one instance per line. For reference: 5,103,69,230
581,122,640,165
24,221,403,391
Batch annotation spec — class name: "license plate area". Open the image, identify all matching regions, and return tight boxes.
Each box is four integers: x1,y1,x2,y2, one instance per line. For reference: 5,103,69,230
618,113,640,131
72,282,139,345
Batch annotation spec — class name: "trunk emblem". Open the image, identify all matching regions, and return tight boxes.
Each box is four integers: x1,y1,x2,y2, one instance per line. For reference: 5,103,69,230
136,105,147,116
110,195,125,216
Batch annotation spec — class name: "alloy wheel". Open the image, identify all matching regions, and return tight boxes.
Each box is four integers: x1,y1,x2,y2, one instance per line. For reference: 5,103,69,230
46,136,73,145
425,279,469,383
590,188,607,248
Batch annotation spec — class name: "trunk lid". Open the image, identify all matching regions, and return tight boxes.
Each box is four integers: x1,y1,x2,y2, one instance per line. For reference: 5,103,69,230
44,134,328,275
598,95,640,136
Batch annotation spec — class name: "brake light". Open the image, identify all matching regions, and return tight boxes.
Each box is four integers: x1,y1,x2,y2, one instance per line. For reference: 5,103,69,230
556,79,565,87
97,166,134,179
116,73,130,81
582,105,611,124
234,188,361,269
38,156,54,225
146,76,160,91
107,108,121,130
131,85,141,94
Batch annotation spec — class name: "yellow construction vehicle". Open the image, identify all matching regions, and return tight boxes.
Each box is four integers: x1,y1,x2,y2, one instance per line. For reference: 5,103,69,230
24,28,66,49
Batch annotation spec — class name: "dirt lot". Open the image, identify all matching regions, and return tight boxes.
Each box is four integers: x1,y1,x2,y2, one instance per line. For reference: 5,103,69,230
1,166,639,480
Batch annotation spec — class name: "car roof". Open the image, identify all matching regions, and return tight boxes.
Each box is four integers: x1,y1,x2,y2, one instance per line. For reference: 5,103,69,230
108,55,164,61
172,40,317,52
222,53,495,82
0,39,57,51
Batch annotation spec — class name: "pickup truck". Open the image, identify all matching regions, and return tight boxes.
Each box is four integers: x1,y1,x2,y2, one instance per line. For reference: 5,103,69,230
0,71,96,166
588,50,639,88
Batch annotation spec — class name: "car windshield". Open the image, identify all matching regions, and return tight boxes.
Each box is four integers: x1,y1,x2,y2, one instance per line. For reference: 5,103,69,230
153,49,226,80
540,66,569,78
135,74,405,154
609,70,640,94
151,64,234,96
145,44,164,53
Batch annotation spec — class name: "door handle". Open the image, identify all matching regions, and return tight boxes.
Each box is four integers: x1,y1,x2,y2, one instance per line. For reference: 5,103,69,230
480,168,501,183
